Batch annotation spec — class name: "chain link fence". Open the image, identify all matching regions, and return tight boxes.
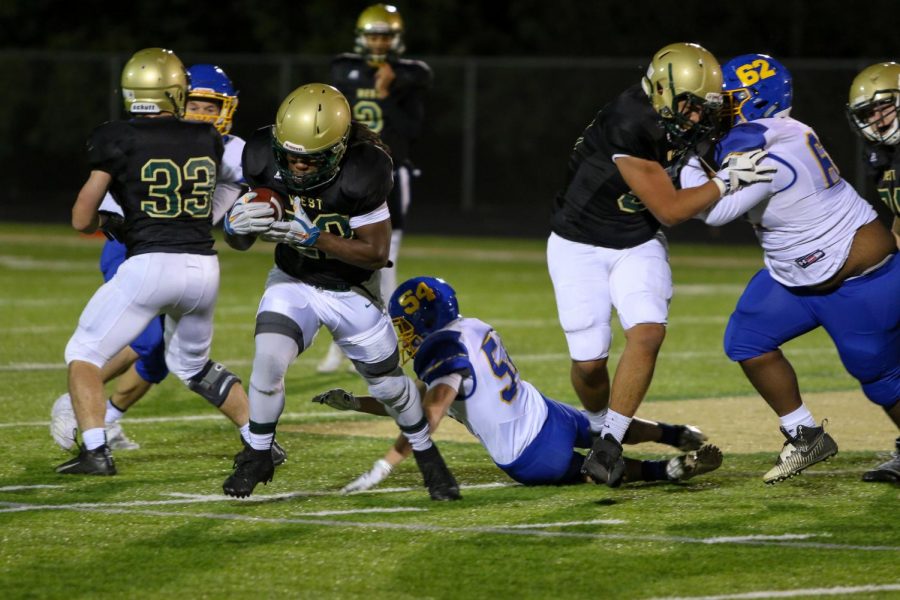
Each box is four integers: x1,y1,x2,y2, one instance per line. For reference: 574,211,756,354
0,50,887,242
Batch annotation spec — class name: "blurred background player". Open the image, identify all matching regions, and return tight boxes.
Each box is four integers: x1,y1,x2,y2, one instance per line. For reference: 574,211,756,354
547,42,774,487
320,3,433,373
49,63,278,462
57,49,256,475
221,84,457,500
680,54,899,483
845,61,900,482
312,276,722,492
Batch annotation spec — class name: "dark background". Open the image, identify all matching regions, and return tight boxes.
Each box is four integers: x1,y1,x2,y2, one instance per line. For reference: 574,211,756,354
2,0,896,241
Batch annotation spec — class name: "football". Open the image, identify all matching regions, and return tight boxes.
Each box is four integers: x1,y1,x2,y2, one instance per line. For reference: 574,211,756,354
250,187,287,221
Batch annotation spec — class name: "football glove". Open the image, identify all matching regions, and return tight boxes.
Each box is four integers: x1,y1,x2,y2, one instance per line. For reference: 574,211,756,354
341,459,393,494
311,388,360,411
98,210,125,242
223,192,276,236
713,149,776,196
259,201,320,247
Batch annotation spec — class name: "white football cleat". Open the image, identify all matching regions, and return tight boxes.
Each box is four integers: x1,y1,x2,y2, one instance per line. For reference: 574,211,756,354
50,393,78,453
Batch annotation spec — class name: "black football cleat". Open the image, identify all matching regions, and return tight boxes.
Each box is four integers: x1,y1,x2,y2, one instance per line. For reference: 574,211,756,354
238,438,287,467
582,433,626,488
862,437,900,483
224,447,274,498
413,444,461,501
55,444,117,476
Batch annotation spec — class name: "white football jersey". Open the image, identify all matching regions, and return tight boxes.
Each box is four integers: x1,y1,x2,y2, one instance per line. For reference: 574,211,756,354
424,318,548,465
685,117,877,287
98,134,245,226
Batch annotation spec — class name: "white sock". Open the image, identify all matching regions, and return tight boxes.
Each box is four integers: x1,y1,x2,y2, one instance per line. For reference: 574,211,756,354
779,404,816,438
404,425,434,452
584,409,608,433
83,428,106,450
239,424,251,445
249,431,273,451
105,399,125,424
599,409,632,444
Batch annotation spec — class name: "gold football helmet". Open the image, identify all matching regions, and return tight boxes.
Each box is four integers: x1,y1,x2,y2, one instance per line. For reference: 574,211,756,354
355,3,405,61
120,48,187,116
642,43,723,146
272,84,352,191
847,62,900,145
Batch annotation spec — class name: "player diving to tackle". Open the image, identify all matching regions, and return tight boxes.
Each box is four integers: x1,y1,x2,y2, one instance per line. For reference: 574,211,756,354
312,276,723,491
220,84,459,500
680,54,900,483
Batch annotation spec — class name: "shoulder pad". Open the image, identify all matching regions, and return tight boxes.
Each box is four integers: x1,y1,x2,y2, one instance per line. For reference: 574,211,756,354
241,126,277,188
715,123,768,166
87,121,132,174
413,330,472,385
340,139,393,208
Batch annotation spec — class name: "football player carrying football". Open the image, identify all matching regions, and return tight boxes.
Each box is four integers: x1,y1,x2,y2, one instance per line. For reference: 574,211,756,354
680,54,899,483
319,3,433,373
58,49,257,475
547,43,774,487
221,84,459,501
313,276,723,492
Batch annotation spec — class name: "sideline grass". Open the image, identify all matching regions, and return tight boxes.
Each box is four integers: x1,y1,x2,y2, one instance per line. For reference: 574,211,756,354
0,224,897,599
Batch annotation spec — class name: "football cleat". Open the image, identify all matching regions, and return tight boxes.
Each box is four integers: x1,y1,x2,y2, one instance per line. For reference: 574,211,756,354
224,446,275,498
676,424,708,452
666,444,723,481
412,444,461,501
763,421,838,484
862,438,900,483
55,445,117,476
106,420,140,451
581,433,626,488
238,438,287,467
50,393,78,452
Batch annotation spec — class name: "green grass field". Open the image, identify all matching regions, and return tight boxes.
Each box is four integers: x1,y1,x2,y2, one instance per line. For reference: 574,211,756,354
1,224,898,599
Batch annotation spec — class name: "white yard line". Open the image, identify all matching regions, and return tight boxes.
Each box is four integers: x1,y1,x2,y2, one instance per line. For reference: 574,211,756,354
0,410,358,429
0,493,897,552
503,519,626,528
647,583,900,599
0,485,64,492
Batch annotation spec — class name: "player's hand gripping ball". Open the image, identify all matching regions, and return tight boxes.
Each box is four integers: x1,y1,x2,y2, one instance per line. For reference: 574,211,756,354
248,187,287,221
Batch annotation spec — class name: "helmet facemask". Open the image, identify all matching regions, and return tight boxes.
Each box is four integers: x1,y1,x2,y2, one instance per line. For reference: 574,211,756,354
272,130,349,192
848,94,900,145
185,90,238,135
388,277,461,364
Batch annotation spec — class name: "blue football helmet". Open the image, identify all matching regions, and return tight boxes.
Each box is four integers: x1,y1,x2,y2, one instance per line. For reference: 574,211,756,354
721,53,792,125
389,277,461,363
185,64,239,135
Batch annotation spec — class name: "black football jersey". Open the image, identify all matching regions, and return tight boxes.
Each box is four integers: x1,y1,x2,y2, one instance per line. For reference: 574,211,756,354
88,117,223,256
550,84,682,249
241,123,394,290
862,141,900,217
330,53,432,165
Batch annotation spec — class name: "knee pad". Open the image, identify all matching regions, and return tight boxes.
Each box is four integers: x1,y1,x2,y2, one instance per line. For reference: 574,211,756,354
187,360,241,407
365,367,408,404
352,347,400,378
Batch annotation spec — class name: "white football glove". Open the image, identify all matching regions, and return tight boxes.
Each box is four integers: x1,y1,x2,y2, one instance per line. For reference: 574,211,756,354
311,388,360,411
259,200,320,247
341,459,393,494
713,149,777,195
223,192,276,236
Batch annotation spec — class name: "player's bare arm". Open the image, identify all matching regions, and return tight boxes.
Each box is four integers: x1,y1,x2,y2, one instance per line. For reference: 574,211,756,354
314,218,391,270
615,155,720,227
71,170,112,233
